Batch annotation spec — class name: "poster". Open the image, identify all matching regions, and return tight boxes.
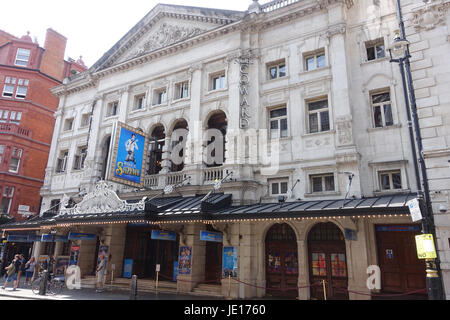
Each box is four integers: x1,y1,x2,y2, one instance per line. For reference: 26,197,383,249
222,246,238,278
200,231,223,243
178,246,192,275
415,234,437,259
151,230,177,241
55,256,70,276
123,259,133,278
69,246,80,266
108,122,148,187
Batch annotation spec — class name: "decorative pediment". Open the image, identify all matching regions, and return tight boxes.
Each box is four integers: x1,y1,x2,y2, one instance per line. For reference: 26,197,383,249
59,181,145,215
120,22,208,63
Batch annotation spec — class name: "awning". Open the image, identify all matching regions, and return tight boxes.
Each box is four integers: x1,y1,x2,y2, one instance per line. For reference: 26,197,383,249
0,193,416,230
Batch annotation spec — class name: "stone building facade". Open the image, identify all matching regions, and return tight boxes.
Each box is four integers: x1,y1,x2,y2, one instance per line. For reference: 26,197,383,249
2,0,449,299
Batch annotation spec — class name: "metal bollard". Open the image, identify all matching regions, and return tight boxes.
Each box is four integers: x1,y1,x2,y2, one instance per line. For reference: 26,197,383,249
130,275,138,300
39,271,48,296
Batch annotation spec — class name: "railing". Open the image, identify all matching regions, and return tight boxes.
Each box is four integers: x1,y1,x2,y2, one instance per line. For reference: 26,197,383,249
203,167,224,183
144,174,159,188
166,172,185,185
0,123,31,138
260,0,301,13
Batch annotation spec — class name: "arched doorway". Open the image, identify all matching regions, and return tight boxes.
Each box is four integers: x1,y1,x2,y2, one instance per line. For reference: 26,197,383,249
170,119,188,172
148,125,165,175
204,225,223,284
265,223,299,297
308,222,349,300
206,111,227,167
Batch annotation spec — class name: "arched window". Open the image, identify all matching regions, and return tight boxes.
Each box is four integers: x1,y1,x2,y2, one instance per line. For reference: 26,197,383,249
171,119,188,172
206,111,227,167
148,125,165,175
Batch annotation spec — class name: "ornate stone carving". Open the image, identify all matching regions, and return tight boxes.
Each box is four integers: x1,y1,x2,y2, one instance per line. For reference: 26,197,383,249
125,23,207,60
411,1,450,31
59,181,145,215
336,116,353,146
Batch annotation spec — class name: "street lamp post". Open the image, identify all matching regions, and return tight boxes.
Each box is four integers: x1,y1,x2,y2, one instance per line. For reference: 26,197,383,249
388,0,444,300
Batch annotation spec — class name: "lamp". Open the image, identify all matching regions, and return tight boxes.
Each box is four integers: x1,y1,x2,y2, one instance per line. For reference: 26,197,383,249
388,30,410,60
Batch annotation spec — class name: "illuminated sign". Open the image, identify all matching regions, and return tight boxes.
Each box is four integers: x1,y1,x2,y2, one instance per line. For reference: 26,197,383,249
200,230,223,243
108,122,148,188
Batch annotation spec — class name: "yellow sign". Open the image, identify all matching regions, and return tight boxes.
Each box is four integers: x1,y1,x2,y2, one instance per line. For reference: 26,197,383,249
415,234,437,259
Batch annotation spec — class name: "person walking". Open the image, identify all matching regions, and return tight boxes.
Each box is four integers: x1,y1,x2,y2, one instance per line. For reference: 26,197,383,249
1,255,20,290
95,254,106,293
16,254,26,287
24,256,36,285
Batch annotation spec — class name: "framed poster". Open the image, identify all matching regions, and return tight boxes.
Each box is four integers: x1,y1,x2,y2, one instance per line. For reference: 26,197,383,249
178,246,192,275
123,259,133,278
69,246,80,266
108,122,148,188
55,256,70,276
222,246,238,278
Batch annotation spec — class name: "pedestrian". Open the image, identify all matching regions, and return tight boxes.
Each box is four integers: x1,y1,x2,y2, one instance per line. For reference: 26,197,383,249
95,254,106,293
17,254,26,287
46,254,55,279
24,256,36,285
1,255,20,290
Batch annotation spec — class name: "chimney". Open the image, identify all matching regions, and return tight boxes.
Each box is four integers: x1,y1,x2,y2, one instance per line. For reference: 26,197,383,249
40,28,67,81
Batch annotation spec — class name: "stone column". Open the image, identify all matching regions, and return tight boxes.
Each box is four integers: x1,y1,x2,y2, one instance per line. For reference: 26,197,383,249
160,137,171,175
177,224,205,293
104,224,127,282
233,222,256,299
118,86,130,123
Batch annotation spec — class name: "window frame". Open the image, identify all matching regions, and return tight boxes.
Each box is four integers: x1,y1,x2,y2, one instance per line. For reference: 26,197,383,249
1,186,14,215
378,170,402,191
174,81,189,100
64,118,74,131
152,88,168,106
73,146,87,171
210,72,226,91
8,147,23,173
269,178,289,196
106,101,119,117
14,48,31,67
370,90,393,128
267,60,287,80
133,94,146,110
56,150,69,173
307,98,330,134
304,50,326,71
268,106,288,140
309,173,336,193
365,39,386,62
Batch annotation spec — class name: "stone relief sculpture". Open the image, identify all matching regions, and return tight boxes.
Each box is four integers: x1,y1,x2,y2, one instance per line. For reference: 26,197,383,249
125,23,207,60
411,0,449,31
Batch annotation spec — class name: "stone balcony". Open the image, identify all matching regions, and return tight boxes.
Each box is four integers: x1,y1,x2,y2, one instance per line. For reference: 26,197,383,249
0,123,31,138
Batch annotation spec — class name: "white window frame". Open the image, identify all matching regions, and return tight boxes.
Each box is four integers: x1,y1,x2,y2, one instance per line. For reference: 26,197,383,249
8,147,22,173
267,60,286,80
152,88,168,106
2,84,14,98
304,50,326,71
269,106,288,140
365,39,386,61
106,101,119,117
378,170,403,191
133,94,146,110
64,118,74,131
73,146,87,170
307,98,330,134
14,48,31,66
174,81,189,100
1,186,14,215
0,145,4,164
56,150,69,173
309,173,336,193
210,72,226,91
370,90,394,128
80,113,91,128
269,178,289,196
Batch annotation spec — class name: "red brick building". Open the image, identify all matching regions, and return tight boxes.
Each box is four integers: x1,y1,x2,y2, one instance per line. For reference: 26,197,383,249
0,29,86,221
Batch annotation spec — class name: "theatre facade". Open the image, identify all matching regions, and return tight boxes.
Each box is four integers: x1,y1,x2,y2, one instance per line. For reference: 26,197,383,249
2,0,446,299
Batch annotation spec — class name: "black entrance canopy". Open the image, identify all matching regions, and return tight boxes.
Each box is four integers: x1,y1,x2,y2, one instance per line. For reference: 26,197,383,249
0,193,416,230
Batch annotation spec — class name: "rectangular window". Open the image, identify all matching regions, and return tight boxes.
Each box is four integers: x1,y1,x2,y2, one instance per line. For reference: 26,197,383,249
80,114,91,128
153,89,167,105
15,48,31,66
305,50,326,71
308,99,330,133
366,39,386,61
73,147,87,170
49,199,60,215
379,170,402,190
15,86,27,99
56,150,68,173
107,101,119,117
310,174,335,193
268,61,286,80
134,94,145,110
175,81,189,100
9,148,22,173
269,107,288,139
371,91,393,128
0,145,4,164
211,73,226,90
64,118,74,131
2,84,14,98
1,186,14,215
270,179,289,195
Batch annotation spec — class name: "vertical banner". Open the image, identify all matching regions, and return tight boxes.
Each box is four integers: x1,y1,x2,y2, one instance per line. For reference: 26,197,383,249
69,246,80,266
108,122,148,188
123,259,133,278
97,245,109,266
222,246,238,278
178,246,192,275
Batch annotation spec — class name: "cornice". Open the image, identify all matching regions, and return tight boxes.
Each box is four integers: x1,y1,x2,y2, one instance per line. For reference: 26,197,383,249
54,0,353,96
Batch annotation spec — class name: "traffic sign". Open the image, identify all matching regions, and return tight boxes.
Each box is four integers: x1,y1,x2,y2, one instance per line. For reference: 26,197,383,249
407,198,422,222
